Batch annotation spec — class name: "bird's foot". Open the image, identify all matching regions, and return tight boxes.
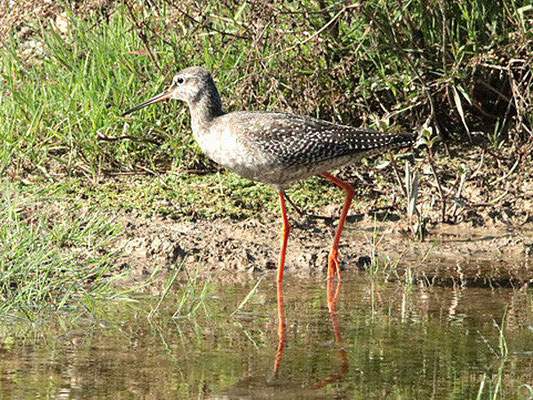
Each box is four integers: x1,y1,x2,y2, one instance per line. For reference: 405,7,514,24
327,247,342,282
327,248,342,307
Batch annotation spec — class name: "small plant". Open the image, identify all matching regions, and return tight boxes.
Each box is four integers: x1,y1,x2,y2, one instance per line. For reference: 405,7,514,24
364,214,402,281
404,161,425,240
417,125,448,222
173,262,215,318
476,313,512,400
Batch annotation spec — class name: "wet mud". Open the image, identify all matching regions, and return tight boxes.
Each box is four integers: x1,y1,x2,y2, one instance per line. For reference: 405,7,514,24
113,210,533,287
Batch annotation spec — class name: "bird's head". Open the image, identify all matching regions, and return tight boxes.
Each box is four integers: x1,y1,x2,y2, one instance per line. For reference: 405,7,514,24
122,67,217,116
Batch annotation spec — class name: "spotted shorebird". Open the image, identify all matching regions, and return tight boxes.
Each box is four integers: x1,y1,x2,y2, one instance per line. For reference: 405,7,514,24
123,67,414,292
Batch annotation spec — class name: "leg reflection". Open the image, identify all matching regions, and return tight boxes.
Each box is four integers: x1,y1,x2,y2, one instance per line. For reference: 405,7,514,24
313,279,349,389
273,279,286,376
327,273,342,312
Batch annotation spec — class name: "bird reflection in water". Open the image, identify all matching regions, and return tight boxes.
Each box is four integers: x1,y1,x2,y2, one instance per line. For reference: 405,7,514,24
273,273,349,389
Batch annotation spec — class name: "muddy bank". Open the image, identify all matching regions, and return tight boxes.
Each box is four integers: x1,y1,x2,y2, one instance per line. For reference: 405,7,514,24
106,145,533,287
113,209,533,287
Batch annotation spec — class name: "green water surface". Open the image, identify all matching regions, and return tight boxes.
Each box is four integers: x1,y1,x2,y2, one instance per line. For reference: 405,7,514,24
1,275,532,399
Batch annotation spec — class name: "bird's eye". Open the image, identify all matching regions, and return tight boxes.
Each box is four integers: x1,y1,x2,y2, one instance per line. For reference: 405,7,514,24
176,77,185,85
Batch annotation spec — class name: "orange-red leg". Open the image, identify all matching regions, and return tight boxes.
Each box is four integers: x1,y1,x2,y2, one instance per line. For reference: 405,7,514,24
274,191,290,374
277,191,291,284
320,172,355,285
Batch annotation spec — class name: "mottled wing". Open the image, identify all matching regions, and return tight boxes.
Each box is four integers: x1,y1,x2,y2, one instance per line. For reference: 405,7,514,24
244,113,414,168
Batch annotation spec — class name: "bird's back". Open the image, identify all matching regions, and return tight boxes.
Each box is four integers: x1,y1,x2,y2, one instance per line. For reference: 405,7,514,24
234,111,411,163
198,111,414,187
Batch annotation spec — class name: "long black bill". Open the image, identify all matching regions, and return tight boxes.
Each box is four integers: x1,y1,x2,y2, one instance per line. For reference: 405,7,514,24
122,89,173,116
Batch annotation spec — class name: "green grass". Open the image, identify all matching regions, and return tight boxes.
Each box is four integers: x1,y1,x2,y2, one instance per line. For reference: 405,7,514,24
1,0,530,180
0,179,124,319
0,0,529,220
27,171,347,220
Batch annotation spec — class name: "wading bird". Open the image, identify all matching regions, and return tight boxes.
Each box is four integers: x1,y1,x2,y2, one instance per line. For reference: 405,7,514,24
122,67,414,297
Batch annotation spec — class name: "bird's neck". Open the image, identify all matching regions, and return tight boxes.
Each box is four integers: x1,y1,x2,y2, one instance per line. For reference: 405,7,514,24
189,84,225,133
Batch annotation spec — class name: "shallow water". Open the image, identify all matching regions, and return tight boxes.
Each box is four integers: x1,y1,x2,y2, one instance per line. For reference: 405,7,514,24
1,275,532,399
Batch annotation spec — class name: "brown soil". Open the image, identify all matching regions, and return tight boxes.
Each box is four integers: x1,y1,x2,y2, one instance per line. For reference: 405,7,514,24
113,208,533,287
